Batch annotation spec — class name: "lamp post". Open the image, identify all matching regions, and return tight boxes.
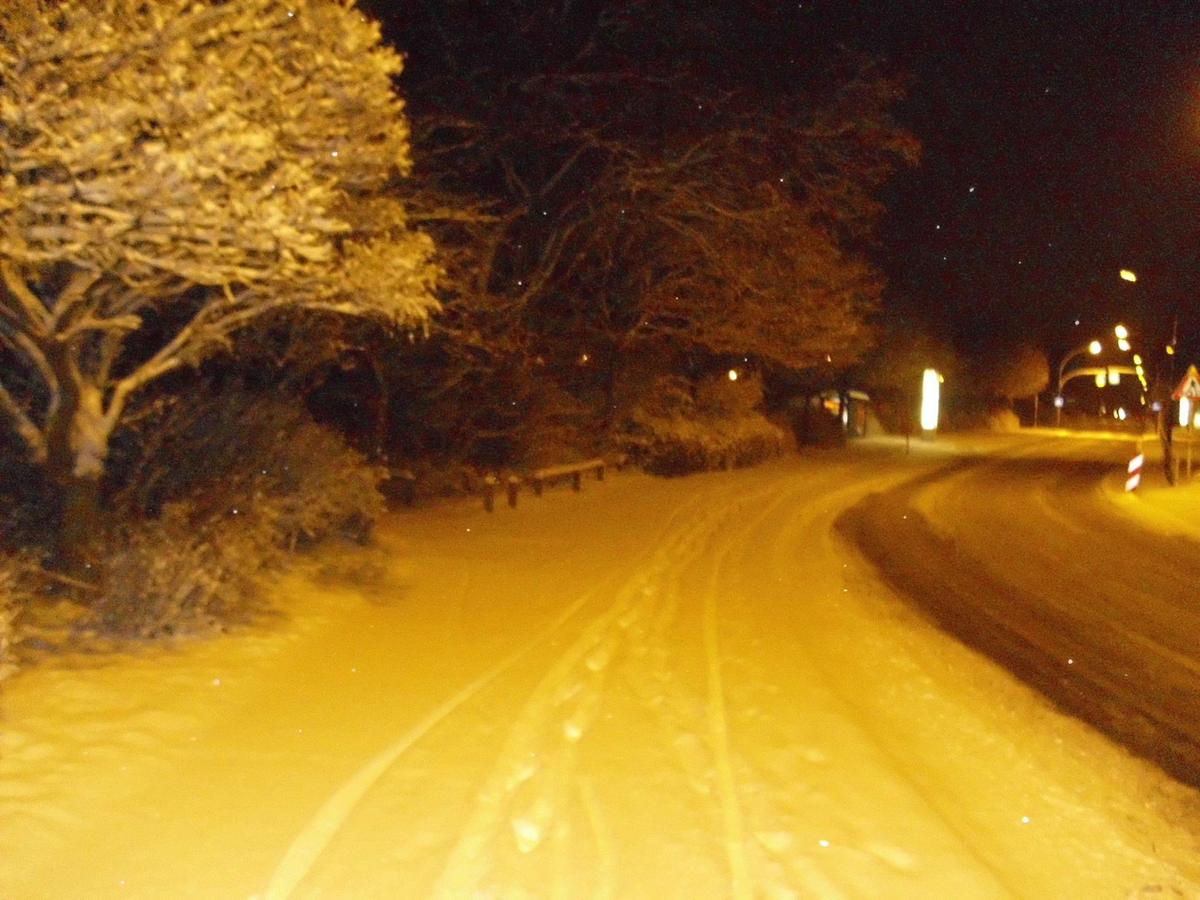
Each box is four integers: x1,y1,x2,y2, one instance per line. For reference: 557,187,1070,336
1056,339,1102,427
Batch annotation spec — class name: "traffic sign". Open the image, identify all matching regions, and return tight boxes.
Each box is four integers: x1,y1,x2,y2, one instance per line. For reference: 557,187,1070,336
1172,365,1200,401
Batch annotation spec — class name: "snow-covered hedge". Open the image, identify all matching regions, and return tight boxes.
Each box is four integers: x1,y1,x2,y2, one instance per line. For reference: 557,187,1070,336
618,373,786,476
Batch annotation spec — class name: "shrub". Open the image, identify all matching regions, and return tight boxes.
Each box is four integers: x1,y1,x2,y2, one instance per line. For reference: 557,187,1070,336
510,382,600,469
0,441,55,554
91,504,280,638
617,373,785,476
114,390,384,547
95,390,386,636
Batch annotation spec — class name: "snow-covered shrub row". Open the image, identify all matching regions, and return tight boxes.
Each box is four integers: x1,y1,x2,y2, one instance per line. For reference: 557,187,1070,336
618,373,786,476
96,392,385,636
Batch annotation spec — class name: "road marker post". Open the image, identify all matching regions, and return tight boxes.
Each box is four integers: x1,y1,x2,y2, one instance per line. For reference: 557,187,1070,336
1125,449,1144,493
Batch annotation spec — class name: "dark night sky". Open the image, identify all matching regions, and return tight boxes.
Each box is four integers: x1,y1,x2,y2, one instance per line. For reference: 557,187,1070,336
379,2,1200,365
835,0,1200,364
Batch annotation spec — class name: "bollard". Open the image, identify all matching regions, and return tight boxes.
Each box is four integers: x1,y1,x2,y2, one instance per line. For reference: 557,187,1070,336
507,475,520,508
571,471,582,491
483,474,498,512
596,464,605,481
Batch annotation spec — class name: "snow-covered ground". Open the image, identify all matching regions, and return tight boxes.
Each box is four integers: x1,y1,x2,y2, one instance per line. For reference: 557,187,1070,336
2,443,1198,898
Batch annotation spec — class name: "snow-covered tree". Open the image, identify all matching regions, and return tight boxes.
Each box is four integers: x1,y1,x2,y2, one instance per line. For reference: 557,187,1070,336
0,0,438,561
979,342,1050,405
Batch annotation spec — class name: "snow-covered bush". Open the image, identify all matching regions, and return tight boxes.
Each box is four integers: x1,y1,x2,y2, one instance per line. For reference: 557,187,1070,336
0,444,54,554
96,391,385,635
116,391,384,546
618,373,785,476
511,383,600,469
92,504,279,638
987,408,1022,432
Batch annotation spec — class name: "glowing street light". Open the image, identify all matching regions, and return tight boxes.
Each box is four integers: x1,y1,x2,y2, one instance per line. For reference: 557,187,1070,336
1119,269,1138,283
727,369,739,382
1114,324,1129,341
921,368,941,433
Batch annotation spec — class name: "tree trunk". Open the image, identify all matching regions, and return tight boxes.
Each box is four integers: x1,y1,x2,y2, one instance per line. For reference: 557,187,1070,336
44,368,110,578
55,473,103,577
368,353,389,462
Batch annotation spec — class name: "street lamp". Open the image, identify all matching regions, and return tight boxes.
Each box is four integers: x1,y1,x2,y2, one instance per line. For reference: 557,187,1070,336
1056,339,1102,426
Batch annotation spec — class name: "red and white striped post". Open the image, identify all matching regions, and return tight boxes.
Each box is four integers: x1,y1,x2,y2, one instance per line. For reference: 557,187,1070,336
1125,450,1144,492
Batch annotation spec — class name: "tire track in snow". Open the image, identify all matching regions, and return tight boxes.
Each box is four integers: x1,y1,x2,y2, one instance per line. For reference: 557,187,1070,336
429,490,732,898
787,478,1037,895
678,469,1017,897
695,481,817,900
635,471,860,897
261,489,716,899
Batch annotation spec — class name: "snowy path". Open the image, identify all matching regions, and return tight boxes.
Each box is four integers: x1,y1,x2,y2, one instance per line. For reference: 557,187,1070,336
2,446,1198,898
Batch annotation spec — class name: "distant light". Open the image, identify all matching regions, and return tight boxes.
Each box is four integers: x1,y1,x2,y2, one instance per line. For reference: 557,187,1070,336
727,369,738,381
1132,354,1142,366
1114,324,1129,340
1087,340,1102,355
1119,269,1138,283
579,352,590,364
1117,338,1131,352
921,368,940,432
1095,372,1107,388
1181,397,1191,428
1166,344,1176,356
1109,371,1120,385
1116,407,1126,421
1053,395,1065,409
